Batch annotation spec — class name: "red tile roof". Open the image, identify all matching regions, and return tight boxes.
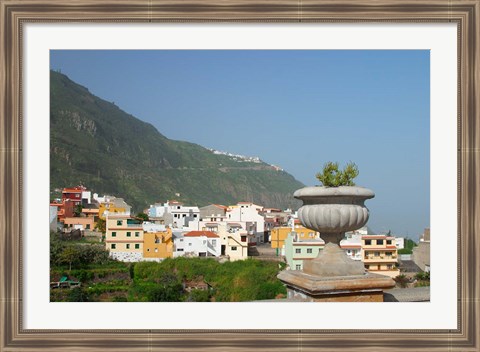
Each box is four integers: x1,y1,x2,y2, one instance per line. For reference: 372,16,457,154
184,231,219,238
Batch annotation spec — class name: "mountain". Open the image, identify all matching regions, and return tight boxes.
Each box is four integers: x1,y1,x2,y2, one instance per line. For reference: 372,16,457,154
50,71,304,212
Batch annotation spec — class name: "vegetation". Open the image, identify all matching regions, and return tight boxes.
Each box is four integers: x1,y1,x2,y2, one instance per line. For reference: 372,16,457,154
131,258,287,302
95,218,106,233
135,212,149,222
315,161,359,187
394,274,410,288
414,271,430,287
50,70,304,212
73,204,83,217
50,234,287,302
398,238,418,254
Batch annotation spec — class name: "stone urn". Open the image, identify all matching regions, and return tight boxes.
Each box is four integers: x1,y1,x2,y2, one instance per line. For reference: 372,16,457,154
277,185,396,301
293,186,374,277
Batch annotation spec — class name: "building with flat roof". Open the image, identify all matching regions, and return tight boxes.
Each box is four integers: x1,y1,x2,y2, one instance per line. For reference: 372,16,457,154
284,232,325,271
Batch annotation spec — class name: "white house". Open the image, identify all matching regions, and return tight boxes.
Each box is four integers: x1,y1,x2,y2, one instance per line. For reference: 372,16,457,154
395,237,405,250
148,200,200,229
174,230,220,257
227,202,265,244
340,233,363,261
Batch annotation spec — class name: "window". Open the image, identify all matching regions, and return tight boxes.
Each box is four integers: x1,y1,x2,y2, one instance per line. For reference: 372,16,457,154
212,239,217,246
374,251,380,257
135,232,140,237
189,243,192,246
111,232,117,237
116,220,122,226
295,264,301,270
387,264,393,269
174,214,178,218
365,265,370,269
177,248,184,252
309,232,314,238
365,240,372,245
135,244,140,249
177,206,181,209
386,252,392,257
377,239,384,245
386,240,392,245
193,214,197,218
126,244,130,249
182,214,186,218
231,246,237,251
307,248,313,254
86,224,90,229
295,248,301,254
127,232,131,237
180,238,184,242
111,244,116,249
154,248,158,253
147,249,150,252
347,250,351,254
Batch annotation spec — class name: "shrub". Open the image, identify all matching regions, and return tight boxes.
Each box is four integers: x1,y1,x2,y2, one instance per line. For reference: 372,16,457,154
316,161,359,187
67,287,92,302
186,289,210,302
394,274,410,288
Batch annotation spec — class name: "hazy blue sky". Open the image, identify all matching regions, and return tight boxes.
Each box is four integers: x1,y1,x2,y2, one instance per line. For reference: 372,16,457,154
51,50,430,239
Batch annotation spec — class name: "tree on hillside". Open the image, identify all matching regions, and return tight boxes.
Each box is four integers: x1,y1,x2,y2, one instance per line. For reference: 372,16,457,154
58,246,80,272
136,212,149,222
73,204,83,217
96,218,106,233
148,273,183,302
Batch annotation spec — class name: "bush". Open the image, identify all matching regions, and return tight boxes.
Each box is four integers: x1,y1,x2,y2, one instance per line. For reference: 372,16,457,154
316,161,359,187
67,287,92,302
73,269,94,282
186,289,210,302
394,274,410,288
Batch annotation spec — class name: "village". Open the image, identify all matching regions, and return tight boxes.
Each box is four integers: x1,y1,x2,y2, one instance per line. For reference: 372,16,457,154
50,185,430,281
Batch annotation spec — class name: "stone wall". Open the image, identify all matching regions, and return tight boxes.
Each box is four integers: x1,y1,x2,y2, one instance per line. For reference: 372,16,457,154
110,251,143,262
412,242,430,271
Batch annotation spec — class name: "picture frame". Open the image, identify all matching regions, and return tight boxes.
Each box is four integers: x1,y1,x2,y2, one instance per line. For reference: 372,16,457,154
1,0,478,351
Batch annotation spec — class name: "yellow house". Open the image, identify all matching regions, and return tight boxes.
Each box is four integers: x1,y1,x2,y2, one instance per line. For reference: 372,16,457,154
143,228,174,260
271,224,318,251
105,214,143,262
362,235,400,278
99,197,131,220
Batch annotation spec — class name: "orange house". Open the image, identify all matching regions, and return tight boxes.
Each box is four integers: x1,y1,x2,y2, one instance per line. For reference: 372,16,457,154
143,228,174,260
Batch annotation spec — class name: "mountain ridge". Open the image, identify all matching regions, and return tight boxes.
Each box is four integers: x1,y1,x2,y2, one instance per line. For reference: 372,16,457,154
50,70,304,212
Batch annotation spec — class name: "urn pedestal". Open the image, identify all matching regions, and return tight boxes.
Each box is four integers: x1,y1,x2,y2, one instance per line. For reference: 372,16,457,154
277,186,395,302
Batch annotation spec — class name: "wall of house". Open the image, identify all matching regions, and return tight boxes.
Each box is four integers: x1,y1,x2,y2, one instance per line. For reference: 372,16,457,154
143,230,173,259
199,204,227,220
64,217,95,230
413,241,430,272
105,217,144,258
110,252,143,262
271,226,318,249
99,203,129,220
228,203,265,243
225,233,248,261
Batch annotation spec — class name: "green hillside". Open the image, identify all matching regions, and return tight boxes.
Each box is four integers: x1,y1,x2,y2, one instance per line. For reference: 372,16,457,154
50,71,304,212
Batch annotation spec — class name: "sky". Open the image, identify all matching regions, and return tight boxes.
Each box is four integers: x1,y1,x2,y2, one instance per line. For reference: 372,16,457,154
50,50,430,240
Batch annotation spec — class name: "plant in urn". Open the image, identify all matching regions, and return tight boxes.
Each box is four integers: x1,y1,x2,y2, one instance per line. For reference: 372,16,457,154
294,162,374,277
